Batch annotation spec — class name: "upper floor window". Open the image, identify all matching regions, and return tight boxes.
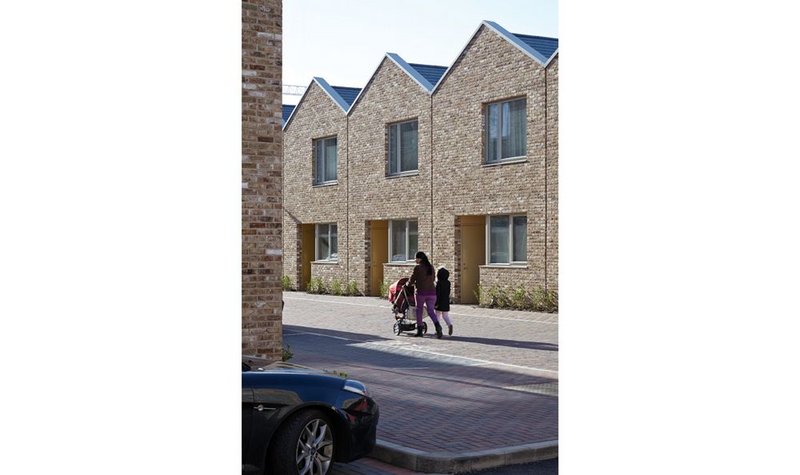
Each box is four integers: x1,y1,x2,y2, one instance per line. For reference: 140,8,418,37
485,98,526,163
388,120,418,175
389,219,418,262
316,223,338,261
314,136,337,185
487,215,527,264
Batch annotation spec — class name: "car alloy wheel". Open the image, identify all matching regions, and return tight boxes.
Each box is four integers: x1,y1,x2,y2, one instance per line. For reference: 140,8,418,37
295,416,334,475
269,409,336,475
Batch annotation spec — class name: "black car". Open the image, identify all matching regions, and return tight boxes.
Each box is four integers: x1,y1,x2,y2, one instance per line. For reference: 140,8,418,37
242,361,379,475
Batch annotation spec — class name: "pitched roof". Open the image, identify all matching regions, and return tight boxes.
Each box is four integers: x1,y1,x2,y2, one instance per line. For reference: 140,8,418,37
385,53,446,92
282,104,295,125
512,33,559,62
282,77,361,130
331,86,362,108
482,21,558,65
432,21,559,93
407,64,448,88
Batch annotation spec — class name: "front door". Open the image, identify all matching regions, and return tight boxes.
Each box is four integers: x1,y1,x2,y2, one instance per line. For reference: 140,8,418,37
369,221,388,296
459,216,485,304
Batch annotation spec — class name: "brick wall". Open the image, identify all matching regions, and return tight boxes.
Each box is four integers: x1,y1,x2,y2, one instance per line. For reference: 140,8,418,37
282,24,558,303
242,0,283,360
283,82,349,288
347,57,434,295
432,25,553,299
546,56,559,291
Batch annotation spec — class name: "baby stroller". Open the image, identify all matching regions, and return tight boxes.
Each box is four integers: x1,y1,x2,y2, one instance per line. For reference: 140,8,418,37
388,277,428,336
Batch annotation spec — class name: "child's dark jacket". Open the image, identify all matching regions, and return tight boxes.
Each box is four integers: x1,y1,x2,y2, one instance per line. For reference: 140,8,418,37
435,268,451,312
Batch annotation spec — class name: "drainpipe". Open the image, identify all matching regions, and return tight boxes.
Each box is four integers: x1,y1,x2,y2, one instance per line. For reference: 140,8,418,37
543,67,548,292
346,117,350,284
430,95,434,259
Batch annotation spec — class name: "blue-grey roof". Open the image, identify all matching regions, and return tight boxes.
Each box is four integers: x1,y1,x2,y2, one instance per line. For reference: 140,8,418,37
331,87,362,108
282,104,295,124
407,64,448,88
513,33,558,60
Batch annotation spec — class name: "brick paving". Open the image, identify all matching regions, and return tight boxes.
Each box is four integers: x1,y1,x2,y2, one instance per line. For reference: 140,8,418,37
274,292,558,472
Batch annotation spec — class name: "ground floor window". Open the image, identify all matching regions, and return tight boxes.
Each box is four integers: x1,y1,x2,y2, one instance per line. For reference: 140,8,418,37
487,215,527,264
389,219,418,262
316,223,338,261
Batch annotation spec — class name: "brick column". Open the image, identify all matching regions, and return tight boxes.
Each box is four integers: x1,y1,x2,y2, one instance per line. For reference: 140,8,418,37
242,0,283,360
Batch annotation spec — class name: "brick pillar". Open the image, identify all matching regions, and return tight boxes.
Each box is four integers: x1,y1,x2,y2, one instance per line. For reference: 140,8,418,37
242,0,283,360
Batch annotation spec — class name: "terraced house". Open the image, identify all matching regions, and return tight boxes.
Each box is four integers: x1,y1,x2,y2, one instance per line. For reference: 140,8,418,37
282,21,558,304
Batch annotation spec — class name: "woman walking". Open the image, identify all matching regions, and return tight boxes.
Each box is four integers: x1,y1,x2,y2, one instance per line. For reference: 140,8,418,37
407,251,443,338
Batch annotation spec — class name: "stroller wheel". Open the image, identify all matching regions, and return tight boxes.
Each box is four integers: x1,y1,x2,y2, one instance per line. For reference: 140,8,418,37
393,322,402,335
422,322,428,334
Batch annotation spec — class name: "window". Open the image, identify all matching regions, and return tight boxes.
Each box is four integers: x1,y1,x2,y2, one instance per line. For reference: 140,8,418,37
389,220,418,262
388,120,418,175
485,98,526,163
488,215,527,264
313,137,337,184
316,223,338,261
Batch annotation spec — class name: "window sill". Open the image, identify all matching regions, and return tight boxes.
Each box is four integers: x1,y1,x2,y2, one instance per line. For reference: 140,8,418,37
313,260,339,265
384,261,416,266
312,181,339,188
480,264,529,269
386,171,419,179
482,158,527,168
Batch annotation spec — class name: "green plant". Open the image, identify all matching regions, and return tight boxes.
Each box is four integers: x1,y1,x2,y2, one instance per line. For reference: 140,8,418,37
510,285,530,310
281,275,294,291
307,277,326,294
346,280,360,296
379,280,389,299
531,288,558,313
330,278,344,296
282,345,294,361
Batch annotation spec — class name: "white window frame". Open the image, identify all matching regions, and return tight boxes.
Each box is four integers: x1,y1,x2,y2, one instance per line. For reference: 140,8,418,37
387,119,419,175
388,219,418,262
485,214,527,265
315,223,338,261
313,136,337,185
484,97,527,163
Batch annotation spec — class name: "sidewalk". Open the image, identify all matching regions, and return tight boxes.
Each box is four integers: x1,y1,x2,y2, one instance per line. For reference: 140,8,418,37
254,293,559,474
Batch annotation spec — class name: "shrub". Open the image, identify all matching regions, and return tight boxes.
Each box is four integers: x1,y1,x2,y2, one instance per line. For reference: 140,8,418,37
379,280,389,299
307,277,326,294
346,280,360,296
281,275,294,291
510,285,530,310
477,285,557,313
330,278,344,296
282,345,294,361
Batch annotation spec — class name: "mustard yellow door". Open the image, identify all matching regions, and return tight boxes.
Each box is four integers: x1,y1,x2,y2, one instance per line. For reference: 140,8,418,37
459,216,485,304
369,221,388,296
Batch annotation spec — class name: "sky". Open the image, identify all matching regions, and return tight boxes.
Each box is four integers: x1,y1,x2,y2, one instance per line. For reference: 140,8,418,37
282,0,558,104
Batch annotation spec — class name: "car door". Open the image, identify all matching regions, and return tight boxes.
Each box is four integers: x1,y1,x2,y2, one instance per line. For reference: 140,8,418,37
242,386,255,463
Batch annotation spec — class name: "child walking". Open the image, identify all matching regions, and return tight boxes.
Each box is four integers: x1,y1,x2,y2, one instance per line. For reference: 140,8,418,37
435,267,454,336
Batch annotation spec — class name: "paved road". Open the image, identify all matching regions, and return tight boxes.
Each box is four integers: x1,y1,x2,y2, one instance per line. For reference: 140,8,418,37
280,292,558,473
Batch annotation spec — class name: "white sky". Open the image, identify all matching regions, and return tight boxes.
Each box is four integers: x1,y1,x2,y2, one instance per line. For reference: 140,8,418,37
283,0,558,104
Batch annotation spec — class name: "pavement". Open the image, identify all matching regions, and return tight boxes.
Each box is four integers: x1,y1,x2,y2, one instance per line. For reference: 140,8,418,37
246,292,558,474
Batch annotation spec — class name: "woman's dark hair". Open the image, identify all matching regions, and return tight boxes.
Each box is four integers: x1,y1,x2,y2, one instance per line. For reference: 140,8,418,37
416,251,433,275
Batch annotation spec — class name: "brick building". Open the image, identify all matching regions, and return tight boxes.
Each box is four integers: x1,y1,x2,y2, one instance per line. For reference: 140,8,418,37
242,0,283,360
283,21,558,304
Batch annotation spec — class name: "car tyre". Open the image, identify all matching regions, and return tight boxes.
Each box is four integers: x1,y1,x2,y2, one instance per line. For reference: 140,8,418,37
393,321,401,335
421,322,428,334
268,409,335,475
